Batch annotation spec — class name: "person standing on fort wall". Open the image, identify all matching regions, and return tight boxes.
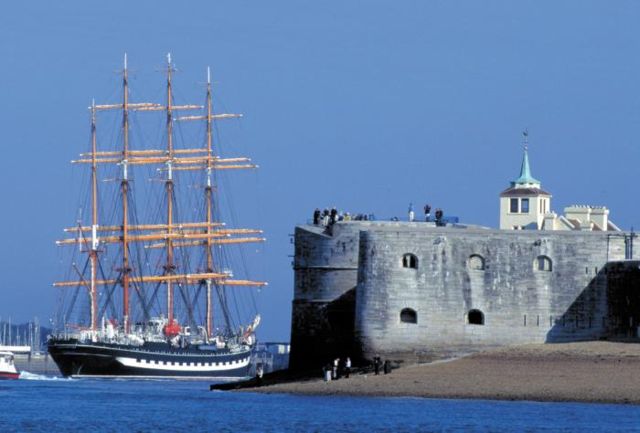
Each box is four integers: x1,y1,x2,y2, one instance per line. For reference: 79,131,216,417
424,203,431,221
322,209,330,226
408,203,415,222
435,208,444,226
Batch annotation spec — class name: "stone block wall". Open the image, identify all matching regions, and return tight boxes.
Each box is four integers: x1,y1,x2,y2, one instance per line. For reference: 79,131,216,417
289,223,360,370
355,227,628,361
291,221,637,369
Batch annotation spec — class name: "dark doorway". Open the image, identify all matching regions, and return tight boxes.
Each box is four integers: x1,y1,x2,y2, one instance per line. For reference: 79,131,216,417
400,308,418,324
468,309,484,325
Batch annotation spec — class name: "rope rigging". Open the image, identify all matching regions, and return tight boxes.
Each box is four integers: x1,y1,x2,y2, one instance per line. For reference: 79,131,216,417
53,56,265,346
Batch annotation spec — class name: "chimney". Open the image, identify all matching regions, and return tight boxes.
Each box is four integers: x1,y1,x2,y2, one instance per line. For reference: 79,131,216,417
590,207,609,231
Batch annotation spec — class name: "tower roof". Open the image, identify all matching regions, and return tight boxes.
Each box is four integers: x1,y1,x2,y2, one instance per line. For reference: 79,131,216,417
510,131,541,188
500,186,551,197
511,149,540,186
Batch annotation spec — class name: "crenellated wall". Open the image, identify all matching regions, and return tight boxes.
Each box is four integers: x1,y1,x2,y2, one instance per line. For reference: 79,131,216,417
290,221,639,369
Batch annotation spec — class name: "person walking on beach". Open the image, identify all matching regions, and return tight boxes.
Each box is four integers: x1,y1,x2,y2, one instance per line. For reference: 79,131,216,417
333,357,340,380
344,357,351,378
323,364,332,382
383,360,391,375
373,356,381,375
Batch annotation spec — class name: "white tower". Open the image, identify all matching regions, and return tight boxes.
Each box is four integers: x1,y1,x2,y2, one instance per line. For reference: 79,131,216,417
499,132,551,230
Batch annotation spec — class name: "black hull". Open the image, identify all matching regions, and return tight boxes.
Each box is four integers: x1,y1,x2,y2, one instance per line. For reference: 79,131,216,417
48,339,252,379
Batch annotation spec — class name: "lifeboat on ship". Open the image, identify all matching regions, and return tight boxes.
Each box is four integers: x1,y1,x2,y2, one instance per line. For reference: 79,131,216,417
0,352,19,380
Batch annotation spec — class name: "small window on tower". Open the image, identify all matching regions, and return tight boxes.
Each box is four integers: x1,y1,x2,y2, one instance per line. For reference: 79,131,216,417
468,254,485,271
521,198,529,213
535,255,552,272
402,253,418,269
510,198,519,213
468,309,485,325
400,308,418,324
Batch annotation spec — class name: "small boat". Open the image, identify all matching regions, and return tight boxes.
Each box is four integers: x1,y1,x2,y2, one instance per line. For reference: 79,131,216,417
0,345,31,355
0,352,19,380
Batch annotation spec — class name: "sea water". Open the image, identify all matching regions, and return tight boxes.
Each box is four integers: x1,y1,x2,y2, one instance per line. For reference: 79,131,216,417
1,373,639,432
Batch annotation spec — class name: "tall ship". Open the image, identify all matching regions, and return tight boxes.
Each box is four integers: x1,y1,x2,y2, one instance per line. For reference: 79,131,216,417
48,54,267,379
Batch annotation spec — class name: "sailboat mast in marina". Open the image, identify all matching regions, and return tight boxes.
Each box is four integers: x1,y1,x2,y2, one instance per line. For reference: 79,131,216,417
48,54,266,378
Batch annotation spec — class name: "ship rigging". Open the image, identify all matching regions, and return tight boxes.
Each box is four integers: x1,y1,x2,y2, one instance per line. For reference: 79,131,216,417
48,54,266,378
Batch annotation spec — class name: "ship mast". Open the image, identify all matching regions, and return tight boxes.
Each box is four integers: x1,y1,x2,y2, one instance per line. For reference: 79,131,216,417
121,53,131,333
56,55,269,339
165,53,176,325
205,67,214,338
89,100,99,332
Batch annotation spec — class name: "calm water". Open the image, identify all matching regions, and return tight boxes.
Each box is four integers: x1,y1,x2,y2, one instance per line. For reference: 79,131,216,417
1,373,639,432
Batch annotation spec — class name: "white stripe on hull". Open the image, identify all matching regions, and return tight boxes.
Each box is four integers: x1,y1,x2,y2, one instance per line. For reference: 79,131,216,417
116,356,251,372
70,374,247,381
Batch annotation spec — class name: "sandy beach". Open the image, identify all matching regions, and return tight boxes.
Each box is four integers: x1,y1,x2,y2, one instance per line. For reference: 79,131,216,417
242,342,640,404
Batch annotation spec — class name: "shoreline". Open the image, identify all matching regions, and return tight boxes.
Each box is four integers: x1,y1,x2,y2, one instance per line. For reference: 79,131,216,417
236,341,640,404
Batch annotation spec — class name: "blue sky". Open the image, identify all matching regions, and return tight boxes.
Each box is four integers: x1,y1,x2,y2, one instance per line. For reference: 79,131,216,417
1,1,639,340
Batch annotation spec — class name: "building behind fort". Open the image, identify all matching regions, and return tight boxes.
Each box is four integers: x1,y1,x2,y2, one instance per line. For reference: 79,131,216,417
290,140,639,370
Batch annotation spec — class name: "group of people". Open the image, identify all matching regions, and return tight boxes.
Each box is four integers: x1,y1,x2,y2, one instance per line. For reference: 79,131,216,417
372,355,392,375
312,204,445,227
313,208,375,226
407,203,444,225
322,355,393,381
322,356,352,381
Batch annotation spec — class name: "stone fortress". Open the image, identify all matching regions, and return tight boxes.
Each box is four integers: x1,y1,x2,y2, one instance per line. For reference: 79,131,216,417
290,139,640,369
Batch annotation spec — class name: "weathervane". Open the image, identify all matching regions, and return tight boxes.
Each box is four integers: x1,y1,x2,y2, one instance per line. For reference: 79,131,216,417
522,129,529,152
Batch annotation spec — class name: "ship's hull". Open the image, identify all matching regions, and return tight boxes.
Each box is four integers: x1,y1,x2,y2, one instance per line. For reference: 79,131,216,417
48,339,251,379
0,372,19,380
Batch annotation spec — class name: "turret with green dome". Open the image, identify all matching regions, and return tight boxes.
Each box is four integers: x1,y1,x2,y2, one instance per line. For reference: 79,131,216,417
511,133,541,188
499,132,551,230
